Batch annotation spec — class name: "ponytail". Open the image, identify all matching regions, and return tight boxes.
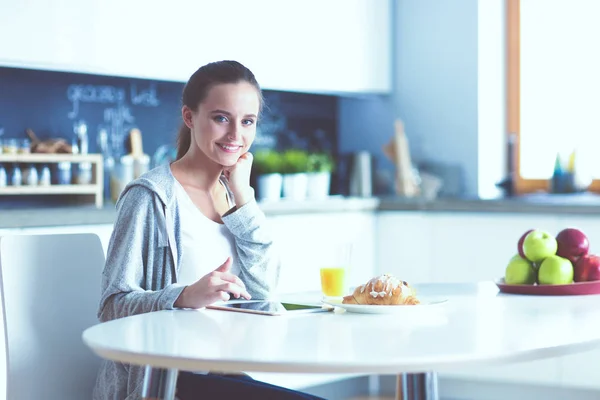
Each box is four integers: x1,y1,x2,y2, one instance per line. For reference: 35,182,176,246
176,123,191,160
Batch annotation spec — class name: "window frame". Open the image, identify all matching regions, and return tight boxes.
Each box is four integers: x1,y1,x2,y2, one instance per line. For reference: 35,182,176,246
506,0,600,194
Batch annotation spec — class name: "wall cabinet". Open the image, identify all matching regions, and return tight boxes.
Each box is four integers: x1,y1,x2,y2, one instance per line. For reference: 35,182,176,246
0,0,391,94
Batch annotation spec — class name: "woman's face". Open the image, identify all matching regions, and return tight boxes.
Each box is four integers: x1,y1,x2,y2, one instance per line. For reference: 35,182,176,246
183,81,260,167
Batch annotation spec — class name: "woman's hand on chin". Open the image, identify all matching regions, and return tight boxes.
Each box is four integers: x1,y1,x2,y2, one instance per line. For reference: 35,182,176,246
223,152,254,207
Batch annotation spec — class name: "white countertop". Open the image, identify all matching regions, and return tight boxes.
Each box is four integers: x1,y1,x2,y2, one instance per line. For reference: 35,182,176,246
257,196,380,215
82,282,600,375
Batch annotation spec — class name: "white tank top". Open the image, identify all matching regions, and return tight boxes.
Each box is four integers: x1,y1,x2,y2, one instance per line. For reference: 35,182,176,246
174,179,238,285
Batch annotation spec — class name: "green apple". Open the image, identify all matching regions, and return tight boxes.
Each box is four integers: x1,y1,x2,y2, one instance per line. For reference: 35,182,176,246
505,254,536,284
523,230,558,262
538,255,573,285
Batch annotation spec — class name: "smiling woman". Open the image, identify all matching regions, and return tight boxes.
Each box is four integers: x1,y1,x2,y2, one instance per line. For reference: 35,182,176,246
94,60,324,400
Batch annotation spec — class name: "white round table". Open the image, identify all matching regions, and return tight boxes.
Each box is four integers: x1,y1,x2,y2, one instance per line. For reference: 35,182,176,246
82,282,600,400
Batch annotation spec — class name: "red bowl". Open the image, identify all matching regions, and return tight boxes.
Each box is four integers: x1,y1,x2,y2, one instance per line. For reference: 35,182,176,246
496,278,600,296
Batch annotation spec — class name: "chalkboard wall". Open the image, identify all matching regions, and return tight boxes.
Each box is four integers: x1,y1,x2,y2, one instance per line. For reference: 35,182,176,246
0,66,338,162
0,66,339,207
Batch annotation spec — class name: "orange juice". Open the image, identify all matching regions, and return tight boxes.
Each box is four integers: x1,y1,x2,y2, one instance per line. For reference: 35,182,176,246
320,267,346,297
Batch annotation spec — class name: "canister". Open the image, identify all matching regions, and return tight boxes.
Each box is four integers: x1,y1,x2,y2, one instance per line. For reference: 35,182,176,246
76,162,93,184
134,154,150,179
349,151,373,197
56,162,72,185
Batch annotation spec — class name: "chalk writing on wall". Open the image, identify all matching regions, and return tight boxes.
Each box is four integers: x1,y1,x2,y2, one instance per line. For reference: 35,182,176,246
65,82,161,156
66,83,160,120
67,85,125,119
131,84,160,107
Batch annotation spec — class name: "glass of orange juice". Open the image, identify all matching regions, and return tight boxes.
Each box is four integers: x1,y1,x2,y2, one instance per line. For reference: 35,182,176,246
319,243,352,299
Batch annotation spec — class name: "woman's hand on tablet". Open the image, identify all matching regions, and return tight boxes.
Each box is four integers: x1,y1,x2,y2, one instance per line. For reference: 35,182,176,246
174,257,251,309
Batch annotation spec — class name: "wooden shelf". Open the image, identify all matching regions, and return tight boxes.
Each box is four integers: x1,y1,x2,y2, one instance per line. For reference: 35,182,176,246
0,153,102,163
0,153,104,208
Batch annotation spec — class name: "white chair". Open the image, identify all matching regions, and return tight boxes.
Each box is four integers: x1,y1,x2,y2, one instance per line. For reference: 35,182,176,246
0,233,105,400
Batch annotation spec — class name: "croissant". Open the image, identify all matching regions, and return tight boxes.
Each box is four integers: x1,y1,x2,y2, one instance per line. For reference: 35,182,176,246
342,274,420,305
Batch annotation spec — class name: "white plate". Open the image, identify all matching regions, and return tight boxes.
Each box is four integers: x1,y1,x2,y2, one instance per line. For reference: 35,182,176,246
322,298,448,314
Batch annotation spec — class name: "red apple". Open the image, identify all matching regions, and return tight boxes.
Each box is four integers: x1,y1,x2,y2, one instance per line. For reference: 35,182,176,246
517,229,534,258
556,228,590,264
574,254,600,282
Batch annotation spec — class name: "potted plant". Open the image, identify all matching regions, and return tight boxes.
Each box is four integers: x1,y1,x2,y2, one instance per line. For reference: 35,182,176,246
306,152,334,199
281,149,309,200
253,149,283,201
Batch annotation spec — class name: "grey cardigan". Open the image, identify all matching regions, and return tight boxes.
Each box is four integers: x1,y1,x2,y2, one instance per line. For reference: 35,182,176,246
93,164,280,400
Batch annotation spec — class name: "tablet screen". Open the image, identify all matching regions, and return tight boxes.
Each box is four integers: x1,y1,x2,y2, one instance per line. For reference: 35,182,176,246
208,300,329,316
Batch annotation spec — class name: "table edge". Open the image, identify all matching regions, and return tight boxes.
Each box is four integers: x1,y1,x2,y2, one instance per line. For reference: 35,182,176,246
82,334,600,374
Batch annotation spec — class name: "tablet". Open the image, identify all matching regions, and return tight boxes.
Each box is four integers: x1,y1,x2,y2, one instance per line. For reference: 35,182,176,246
206,300,333,316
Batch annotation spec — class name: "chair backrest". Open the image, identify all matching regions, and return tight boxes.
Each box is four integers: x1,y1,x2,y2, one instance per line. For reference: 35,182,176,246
0,233,105,400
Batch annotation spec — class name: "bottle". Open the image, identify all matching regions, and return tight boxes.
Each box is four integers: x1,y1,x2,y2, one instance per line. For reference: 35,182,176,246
103,156,114,199
40,165,51,186
26,165,38,186
11,165,22,186
0,164,6,187
73,120,88,154
97,127,114,199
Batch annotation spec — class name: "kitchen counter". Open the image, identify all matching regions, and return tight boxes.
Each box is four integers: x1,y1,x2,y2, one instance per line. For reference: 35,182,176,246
3,193,600,229
0,196,381,229
379,192,600,215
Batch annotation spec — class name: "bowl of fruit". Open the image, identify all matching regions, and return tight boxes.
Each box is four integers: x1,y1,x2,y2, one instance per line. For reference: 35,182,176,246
497,228,600,295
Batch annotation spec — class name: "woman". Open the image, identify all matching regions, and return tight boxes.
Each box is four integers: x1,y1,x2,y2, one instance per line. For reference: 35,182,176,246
94,60,324,400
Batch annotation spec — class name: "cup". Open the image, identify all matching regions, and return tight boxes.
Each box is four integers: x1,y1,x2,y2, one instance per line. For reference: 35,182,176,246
319,243,353,299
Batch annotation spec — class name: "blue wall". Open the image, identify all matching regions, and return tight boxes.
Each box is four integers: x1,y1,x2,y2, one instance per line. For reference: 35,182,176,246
337,94,396,194
334,0,480,198
394,0,479,197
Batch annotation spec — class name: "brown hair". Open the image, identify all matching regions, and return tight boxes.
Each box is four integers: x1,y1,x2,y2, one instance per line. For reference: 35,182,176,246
176,60,264,160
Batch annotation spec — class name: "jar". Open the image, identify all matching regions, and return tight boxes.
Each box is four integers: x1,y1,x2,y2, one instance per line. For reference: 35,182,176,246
19,139,31,154
56,162,72,185
134,154,150,179
120,155,135,183
76,162,93,184
110,155,135,203
5,139,18,155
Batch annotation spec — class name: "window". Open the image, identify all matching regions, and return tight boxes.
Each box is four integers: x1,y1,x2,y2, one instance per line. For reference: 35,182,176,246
507,0,600,194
